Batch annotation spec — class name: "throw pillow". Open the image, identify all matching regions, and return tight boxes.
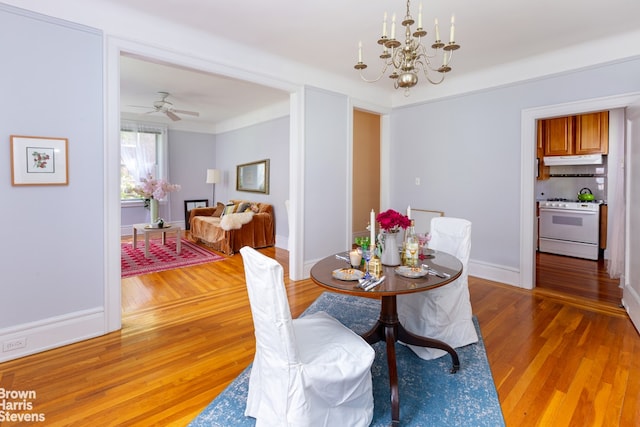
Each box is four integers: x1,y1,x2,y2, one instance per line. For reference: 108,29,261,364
212,202,225,217
237,202,251,213
222,203,236,216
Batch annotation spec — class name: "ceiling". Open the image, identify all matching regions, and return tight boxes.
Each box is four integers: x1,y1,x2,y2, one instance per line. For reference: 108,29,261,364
120,55,291,133
117,0,640,133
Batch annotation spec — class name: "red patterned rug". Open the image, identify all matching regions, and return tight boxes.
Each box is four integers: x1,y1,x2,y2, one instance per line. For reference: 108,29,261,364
121,238,224,278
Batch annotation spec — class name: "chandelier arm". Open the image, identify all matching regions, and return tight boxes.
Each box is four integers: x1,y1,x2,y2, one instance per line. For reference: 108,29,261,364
358,61,394,83
423,74,446,85
414,55,440,73
359,72,387,84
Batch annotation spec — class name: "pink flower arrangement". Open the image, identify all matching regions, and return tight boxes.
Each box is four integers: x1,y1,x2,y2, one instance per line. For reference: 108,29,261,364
132,173,181,200
376,209,411,233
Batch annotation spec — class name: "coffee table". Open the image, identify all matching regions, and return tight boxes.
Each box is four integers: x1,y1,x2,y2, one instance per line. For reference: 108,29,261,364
132,223,182,258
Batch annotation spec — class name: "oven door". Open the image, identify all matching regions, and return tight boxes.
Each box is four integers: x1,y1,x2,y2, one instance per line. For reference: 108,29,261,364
539,208,599,244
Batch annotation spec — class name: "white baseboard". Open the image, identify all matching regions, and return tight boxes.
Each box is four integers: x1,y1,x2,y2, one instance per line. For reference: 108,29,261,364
0,308,106,363
468,259,522,288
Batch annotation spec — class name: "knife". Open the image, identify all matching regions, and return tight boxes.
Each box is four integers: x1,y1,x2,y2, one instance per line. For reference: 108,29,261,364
422,265,450,278
358,277,374,289
364,276,385,291
335,254,350,264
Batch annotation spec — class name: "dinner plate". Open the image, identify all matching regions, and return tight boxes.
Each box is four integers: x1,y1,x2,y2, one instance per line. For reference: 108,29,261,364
394,265,428,278
332,268,365,281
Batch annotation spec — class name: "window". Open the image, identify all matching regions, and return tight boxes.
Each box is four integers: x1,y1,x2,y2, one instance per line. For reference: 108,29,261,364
120,122,168,201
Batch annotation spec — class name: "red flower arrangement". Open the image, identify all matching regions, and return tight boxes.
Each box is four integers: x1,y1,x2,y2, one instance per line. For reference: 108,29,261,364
376,209,411,233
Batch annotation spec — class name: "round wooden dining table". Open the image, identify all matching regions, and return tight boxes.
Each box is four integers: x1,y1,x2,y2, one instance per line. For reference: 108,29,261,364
310,250,463,427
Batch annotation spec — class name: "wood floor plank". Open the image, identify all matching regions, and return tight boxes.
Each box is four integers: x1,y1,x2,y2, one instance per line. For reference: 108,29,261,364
0,242,638,426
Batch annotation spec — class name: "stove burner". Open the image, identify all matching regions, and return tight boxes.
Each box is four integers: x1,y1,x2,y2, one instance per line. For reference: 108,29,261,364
547,198,572,202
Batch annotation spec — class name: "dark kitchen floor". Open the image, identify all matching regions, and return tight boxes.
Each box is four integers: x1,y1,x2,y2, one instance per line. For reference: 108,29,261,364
536,251,623,306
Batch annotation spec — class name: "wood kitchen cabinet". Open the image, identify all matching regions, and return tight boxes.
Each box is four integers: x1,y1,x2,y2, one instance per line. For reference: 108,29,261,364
541,111,609,156
536,120,549,180
600,204,608,251
575,111,609,155
543,116,573,156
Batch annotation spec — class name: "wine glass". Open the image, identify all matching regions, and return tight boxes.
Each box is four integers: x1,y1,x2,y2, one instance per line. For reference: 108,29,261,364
417,232,431,257
361,246,373,278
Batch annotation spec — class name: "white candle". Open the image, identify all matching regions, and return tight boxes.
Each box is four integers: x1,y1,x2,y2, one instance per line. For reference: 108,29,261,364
349,249,362,268
435,18,440,41
418,3,422,28
450,14,455,43
407,205,411,220
370,209,376,245
382,12,388,37
358,41,362,62
391,13,396,39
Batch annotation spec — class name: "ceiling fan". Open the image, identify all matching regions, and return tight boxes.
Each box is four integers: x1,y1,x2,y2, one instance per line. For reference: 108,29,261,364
140,91,200,121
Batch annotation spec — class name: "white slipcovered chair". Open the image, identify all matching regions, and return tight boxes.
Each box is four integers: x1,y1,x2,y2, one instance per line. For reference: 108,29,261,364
397,217,478,360
239,246,375,427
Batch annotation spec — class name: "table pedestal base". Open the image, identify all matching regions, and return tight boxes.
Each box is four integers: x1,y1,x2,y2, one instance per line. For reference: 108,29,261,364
361,295,460,426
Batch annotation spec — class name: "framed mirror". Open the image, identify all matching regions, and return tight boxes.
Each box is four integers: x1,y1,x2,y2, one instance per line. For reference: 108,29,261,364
236,159,269,194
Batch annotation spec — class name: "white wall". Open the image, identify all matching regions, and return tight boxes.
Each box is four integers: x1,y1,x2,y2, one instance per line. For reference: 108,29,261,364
303,87,350,264
167,130,217,225
0,5,107,361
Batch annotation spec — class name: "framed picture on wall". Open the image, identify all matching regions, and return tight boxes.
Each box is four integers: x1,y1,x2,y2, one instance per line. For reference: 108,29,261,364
10,135,69,186
184,199,208,230
236,159,269,194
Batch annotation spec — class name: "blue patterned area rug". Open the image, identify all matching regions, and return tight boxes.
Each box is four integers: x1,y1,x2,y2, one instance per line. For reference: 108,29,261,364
190,292,505,427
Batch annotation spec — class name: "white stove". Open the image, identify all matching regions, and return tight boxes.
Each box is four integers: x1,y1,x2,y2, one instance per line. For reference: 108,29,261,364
538,199,602,260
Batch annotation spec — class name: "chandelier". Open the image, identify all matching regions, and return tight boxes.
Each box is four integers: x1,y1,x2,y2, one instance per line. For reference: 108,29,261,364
354,0,460,96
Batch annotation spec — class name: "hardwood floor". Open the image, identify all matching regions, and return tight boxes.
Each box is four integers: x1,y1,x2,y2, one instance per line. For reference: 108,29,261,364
0,241,638,426
536,251,623,307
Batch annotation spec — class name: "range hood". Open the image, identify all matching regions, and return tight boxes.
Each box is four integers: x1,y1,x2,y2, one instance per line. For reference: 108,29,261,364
543,154,603,166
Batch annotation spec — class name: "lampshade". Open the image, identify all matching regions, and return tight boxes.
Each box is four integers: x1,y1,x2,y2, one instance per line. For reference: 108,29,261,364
206,169,221,184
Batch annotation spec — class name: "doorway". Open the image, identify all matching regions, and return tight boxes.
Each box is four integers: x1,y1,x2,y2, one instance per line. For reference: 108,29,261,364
521,94,639,303
352,109,381,242
106,40,300,330
534,112,623,306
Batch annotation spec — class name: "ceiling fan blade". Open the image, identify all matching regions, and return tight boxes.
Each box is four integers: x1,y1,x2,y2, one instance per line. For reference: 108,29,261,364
173,109,200,117
165,110,181,121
